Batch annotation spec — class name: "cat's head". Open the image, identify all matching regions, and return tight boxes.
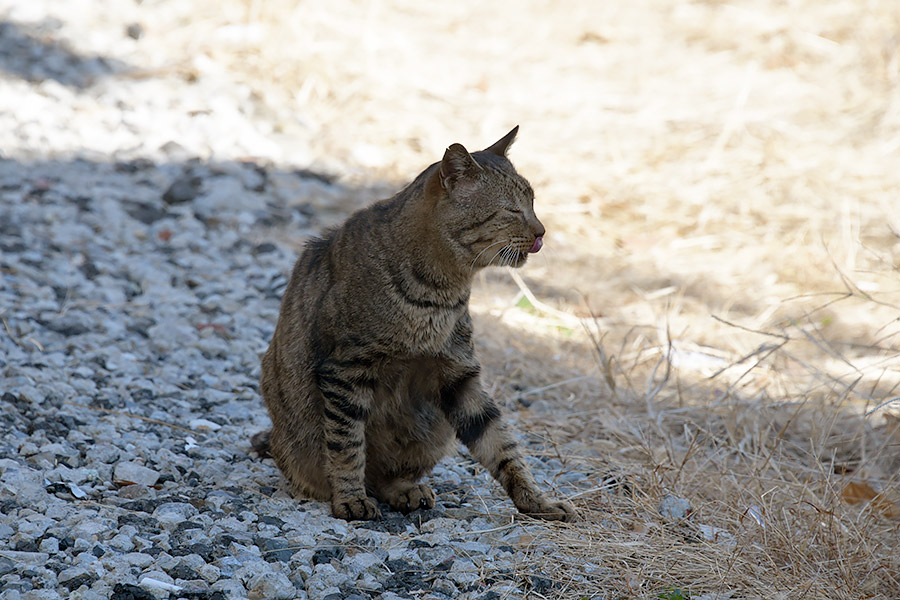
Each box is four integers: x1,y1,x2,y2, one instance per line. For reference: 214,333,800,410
431,126,545,271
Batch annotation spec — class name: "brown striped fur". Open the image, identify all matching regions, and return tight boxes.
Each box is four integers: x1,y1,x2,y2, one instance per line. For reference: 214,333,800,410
254,127,576,521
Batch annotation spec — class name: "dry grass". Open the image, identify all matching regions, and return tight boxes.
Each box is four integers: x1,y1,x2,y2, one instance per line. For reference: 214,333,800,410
105,0,900,596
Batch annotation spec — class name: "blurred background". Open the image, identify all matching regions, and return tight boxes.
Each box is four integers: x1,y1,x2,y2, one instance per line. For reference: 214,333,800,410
3,0,900,595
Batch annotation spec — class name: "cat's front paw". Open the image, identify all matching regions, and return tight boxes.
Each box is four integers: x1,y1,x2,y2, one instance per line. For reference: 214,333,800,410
331,495,382,521
527,498,577,522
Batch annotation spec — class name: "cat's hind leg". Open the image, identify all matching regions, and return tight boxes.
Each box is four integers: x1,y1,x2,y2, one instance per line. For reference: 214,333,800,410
267,425,331,501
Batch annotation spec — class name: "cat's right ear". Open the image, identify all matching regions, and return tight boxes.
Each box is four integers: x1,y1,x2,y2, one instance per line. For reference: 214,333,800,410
440,143,482,191
483,125,519,157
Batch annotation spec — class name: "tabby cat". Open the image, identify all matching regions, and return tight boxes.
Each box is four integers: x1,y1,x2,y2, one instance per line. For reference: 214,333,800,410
253,127,576,522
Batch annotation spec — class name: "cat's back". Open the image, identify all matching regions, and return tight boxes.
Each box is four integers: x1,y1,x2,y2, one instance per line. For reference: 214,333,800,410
280,196,396,311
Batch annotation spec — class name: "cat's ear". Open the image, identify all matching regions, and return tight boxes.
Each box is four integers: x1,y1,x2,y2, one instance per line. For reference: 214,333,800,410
440,143,482,191
483,125,519,157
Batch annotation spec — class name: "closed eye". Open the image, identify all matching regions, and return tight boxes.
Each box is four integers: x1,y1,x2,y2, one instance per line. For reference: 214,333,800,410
503,207,522,215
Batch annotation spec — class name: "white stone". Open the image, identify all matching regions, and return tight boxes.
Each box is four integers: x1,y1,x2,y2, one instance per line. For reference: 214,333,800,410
140,571,174,586
189,418,221,431
139,576,181,594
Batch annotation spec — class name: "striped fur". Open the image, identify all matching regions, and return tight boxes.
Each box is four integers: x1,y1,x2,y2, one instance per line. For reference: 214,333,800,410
255,127,576,521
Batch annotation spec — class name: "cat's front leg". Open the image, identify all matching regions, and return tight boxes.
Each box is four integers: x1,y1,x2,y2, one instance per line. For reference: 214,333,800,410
440,368,577,522
317,360,381,520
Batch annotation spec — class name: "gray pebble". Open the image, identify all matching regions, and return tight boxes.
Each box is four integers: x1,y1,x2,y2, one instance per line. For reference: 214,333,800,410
176,554,207,571
305,563,350,597
211,578,248,598
243,570,297,600
343,552,382,576
109,523,138,549
125,22,144,40
448,559,480,585
20,591,62,600
163,174,202,205
0,557,15,576
431,578,459,597
0,551,49,565
57,566,96,591
117,483,152,499
152,503,199,528
113,462,161,487
198,564,220,583
41,315,89,337
139,570,174,585
122,552,154,568
658,494,692,522
38,538,59,555
379,592,415,600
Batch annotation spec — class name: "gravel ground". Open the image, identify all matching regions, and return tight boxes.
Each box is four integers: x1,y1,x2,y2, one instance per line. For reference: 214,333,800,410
0,3,587,599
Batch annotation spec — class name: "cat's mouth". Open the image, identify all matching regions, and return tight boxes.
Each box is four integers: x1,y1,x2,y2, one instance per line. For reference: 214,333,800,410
528,236,543,253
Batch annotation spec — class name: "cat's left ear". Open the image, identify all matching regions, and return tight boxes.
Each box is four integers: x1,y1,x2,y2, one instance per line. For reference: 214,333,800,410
483,125,519,157
440,143,483,191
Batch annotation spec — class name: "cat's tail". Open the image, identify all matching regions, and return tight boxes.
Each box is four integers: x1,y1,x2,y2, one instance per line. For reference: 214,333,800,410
250,429,272,458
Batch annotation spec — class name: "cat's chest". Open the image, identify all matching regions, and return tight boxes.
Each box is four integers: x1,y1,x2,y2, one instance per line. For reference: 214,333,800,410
380,265,469,353
398,306,463,353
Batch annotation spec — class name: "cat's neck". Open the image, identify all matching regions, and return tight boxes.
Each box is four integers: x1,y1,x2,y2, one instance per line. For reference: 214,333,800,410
396,186,471,292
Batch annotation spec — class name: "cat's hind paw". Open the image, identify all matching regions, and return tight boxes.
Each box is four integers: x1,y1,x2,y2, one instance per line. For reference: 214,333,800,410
331,495,382,521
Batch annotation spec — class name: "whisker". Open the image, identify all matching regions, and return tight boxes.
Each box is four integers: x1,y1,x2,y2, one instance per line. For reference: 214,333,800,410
486,244,509,269
500,247,511,267
470,239,509,271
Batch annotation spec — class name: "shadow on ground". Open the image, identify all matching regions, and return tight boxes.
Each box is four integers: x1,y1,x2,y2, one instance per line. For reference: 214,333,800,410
0,19,130,88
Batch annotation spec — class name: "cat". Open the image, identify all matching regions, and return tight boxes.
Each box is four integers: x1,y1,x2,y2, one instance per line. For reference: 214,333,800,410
252,126,576,522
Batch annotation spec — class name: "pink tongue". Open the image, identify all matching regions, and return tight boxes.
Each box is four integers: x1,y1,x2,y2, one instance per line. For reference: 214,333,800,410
528,236,543,253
